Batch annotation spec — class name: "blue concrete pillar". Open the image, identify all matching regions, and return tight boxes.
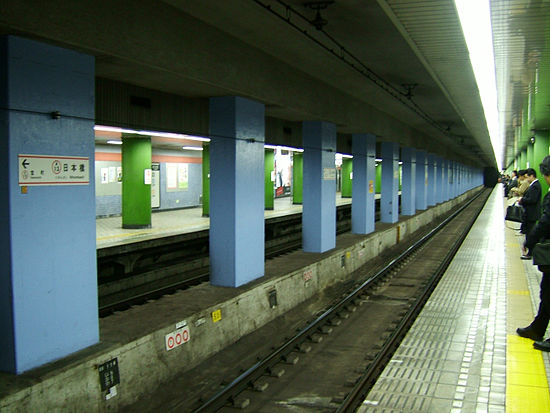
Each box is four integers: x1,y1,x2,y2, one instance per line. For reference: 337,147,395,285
415,150,428,210
209,96,265,287
381,142,399,223
351,133,376,234
427,154,436,206
459,164,463,194
450,161,456,198
0,36,97,374
303,121,337,252
457,163,462,195
442,159,449,201
401,147,416,216
442,157,448,201
435,156,443,204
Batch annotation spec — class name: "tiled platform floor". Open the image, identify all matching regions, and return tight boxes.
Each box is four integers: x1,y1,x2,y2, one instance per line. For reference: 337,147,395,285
358,186,550,413
96,194,353,249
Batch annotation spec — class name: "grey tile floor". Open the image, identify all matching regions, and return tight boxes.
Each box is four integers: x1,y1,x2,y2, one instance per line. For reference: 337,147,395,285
358,188,508,413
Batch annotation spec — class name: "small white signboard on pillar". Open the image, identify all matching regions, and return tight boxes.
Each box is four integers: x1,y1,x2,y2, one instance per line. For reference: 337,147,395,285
18,154,89,186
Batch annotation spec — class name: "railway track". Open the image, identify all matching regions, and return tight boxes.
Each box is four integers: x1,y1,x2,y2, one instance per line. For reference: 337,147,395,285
181,189,489,412
97,202,389,317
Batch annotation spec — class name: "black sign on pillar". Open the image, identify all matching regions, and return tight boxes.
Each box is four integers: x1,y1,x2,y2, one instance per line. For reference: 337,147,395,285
98,358,120,391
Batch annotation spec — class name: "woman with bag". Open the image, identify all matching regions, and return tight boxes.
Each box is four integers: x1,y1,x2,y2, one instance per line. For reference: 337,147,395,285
518,156,550,350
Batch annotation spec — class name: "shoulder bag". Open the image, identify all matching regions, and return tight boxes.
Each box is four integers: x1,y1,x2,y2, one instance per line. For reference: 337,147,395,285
533,240,550,266
505,203,523,223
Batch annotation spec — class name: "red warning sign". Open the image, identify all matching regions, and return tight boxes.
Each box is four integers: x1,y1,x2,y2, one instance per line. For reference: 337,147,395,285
165,327,191,351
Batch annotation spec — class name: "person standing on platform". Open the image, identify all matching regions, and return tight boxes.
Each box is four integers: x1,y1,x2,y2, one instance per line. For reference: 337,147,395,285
509,169,528,198
506,170,518,197
518,168,541,258
518,156,550,350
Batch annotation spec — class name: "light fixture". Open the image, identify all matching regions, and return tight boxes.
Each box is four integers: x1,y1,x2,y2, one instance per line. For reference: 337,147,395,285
94,125,211,142
182,146,203,151
454,0,502,169
304,1,334,30
340,154,353,159
264,144,304,152
106,140,122,145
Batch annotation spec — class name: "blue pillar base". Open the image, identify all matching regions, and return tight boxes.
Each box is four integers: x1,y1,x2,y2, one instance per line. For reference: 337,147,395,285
351,134,376,234
381,142,399,223
0,36,98,374
209,96,265,287
303,121,337,252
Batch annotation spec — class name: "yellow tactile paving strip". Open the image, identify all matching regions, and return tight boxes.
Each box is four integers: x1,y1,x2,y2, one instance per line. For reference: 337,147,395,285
505,221,550,412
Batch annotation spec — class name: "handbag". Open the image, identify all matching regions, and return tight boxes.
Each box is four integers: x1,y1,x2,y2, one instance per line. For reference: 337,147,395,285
533,240,550,266
505,203,523,223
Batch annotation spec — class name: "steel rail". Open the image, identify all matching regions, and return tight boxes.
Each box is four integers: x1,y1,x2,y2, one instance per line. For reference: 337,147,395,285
335,192,486,412
192,189,485,412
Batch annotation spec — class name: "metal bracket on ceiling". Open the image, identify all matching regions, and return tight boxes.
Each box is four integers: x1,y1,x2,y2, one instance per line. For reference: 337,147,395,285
401,83,418,100
303,1,334,30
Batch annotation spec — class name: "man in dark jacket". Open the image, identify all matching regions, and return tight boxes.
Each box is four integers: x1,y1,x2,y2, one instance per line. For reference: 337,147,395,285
506,170,518,197
519,168,541,258
518,157,550,350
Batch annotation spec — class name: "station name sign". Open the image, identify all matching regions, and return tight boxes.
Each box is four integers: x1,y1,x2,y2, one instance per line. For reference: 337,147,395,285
19,154,90,186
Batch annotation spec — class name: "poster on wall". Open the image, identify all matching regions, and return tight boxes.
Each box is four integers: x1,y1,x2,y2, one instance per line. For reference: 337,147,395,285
151,163,160,208
108,166,116,183
178,164,189,190
167,163,178,189
274,149,292,197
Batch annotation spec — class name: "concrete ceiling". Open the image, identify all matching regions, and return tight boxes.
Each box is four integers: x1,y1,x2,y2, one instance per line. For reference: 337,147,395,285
0,0,499,167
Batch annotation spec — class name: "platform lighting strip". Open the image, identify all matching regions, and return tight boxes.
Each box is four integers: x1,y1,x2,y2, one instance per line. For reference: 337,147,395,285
97,126,409,162
454,0,502,169
94,125,211,142
264,144,304,152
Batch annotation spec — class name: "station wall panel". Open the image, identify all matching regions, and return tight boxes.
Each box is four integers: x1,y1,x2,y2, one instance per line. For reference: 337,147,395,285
95,150,202,217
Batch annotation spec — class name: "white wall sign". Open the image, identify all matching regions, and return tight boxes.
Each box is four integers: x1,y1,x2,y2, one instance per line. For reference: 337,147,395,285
151,163,160,208
108,166,116,183
323,167,336,180
144,168,152,185
19,154,89,186
166,164,177,189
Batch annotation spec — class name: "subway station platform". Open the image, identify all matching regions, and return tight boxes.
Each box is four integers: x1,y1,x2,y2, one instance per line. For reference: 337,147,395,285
359,187,550,412
0,186,476,412
96,194,354,249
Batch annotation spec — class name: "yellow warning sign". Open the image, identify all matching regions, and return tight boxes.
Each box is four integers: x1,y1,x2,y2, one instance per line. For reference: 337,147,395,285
368,180,374,193
211,309,222,323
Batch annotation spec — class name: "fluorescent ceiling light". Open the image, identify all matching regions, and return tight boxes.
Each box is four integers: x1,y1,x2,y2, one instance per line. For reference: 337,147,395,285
106,140,122,145
94,125,211,142
340,154,353,159
182,146,203,151
375,158,382,162
264,144,304,152
454,0,502,169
